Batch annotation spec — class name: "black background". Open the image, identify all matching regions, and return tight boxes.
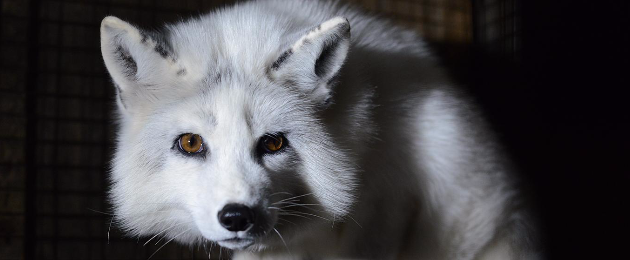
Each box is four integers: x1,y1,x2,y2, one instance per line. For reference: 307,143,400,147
467,0,629,258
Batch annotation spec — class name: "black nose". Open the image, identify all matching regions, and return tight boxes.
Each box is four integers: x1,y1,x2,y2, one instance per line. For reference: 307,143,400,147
218,204,255,232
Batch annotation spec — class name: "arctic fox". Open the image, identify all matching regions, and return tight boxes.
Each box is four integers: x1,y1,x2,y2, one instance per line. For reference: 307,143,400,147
100,0,538,259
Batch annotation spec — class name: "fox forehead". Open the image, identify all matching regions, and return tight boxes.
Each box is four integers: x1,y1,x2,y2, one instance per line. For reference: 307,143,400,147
156,81,304,137
169,13,301,78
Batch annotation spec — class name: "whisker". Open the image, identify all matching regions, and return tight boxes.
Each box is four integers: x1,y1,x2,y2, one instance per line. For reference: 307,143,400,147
144,228,169,246
277,212,313,220
273,193,313,204
277,217,298,226
143,220,193,246
270,191,293,197
107,217,113,244
272,199,302,205
273,228,292,256
277,203,321,211
273,200,319,205
152,221,194,246
279,203,320,207
147,228,191,260
280,210,330,221
272,200,321,208
348,215,363,229
87,208,114,216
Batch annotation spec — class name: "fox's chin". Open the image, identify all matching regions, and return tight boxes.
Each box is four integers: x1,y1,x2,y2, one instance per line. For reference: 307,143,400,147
219,240,273,253
217,238,255,250
245,242,271,252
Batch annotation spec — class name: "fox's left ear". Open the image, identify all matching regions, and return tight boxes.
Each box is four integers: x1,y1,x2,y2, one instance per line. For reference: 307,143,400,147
270,17,351,106
100,16,187,113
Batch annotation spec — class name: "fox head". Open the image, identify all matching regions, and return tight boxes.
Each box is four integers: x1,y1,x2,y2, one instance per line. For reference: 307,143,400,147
101,12,358,250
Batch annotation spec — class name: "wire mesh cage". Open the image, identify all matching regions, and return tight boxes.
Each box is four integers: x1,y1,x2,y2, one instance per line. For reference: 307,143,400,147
472,0,519,61
0,0,519,259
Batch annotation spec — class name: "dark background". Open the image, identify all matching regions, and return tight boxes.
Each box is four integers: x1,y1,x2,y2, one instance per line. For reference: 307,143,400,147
476,1,629,259
1,0,628,259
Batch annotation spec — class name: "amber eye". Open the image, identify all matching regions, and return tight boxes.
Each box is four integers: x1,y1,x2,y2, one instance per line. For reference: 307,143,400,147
178,133,204,154
259,133,286,154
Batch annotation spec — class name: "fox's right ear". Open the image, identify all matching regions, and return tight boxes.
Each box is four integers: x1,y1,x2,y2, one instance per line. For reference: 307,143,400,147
100,16,185,113
269,17,351,107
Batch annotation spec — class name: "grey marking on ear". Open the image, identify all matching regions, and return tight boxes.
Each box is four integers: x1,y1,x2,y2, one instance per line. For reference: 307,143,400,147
204,71,223,85
115,45,137,78
154,44,169,58
271,49,292,70
140,32,149,44
307,24,322,35
213,72,221,83
308,24,322,33
176,68,187,76
284,78,298,88
142,29,175,60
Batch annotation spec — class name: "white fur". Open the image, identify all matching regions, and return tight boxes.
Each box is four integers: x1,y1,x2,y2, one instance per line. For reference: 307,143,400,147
100,0,539,259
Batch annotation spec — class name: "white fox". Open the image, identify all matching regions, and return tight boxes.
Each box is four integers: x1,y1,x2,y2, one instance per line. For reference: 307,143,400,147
100,0,539,259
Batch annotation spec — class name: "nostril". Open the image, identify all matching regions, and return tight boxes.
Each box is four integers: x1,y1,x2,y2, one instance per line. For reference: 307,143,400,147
218,203,255,232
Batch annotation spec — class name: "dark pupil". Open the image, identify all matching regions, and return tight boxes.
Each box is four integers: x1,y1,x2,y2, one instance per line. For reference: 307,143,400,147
188,135,197,147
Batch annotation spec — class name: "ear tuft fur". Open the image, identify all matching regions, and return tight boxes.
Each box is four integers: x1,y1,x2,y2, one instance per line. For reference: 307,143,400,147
270,17,351,106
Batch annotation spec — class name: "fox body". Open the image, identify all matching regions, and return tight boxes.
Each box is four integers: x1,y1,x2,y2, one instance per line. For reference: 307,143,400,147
100,0,538,259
